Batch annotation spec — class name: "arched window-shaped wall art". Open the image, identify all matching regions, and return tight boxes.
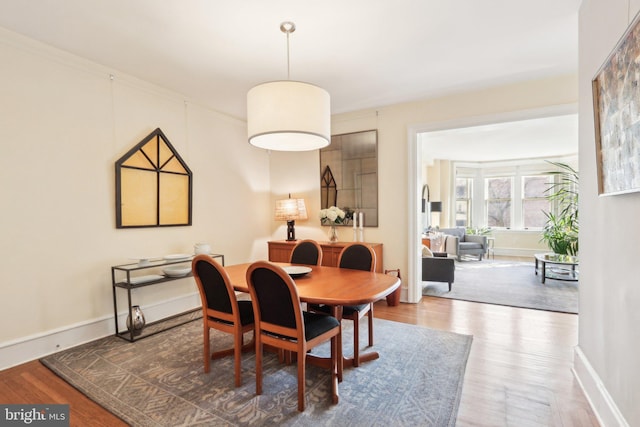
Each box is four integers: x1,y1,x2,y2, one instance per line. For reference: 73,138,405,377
115,128,192,228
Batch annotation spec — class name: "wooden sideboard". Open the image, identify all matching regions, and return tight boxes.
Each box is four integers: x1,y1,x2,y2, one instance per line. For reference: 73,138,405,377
267,240,384,273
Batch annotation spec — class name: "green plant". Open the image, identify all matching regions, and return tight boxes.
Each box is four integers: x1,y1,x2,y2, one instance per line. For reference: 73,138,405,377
541,162,579,256
465,226,492,236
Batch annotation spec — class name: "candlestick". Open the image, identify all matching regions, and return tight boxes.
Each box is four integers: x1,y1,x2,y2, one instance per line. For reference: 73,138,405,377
359,212,364,229
353,211,357,229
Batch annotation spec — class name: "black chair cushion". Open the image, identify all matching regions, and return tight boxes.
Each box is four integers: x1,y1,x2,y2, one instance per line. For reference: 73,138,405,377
303,311,340,341
342,304,368,316
310,303,367,317
339,245,373,271
210,300,254,326
291,242,320,265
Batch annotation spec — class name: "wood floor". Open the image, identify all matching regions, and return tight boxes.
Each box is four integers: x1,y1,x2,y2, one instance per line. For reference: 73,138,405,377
0,297,599,426
376,298,599,426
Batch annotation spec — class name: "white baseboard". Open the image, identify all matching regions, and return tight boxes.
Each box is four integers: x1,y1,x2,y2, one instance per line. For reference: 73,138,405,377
0,292,200,371
573,346,629,427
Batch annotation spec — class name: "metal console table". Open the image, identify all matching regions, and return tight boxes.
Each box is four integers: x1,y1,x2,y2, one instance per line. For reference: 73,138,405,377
111,253,224,342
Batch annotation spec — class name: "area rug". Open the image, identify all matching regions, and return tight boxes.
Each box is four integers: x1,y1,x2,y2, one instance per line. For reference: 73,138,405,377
422,259,578,314
41,315,472,427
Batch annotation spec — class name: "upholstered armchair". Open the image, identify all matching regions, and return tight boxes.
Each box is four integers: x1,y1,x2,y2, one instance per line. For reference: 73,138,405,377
421,246,455,291
440,227,487,261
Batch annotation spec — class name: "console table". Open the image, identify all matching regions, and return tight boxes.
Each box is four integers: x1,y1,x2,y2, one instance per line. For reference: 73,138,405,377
268,240,383,273
111,253,224,342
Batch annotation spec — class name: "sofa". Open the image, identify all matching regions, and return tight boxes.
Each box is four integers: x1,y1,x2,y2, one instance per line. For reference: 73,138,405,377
440,227,488,261
422,246,455,291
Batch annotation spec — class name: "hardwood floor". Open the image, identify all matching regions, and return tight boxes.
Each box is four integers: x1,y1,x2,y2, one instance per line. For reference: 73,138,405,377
376,298,599,426
0,297,598,426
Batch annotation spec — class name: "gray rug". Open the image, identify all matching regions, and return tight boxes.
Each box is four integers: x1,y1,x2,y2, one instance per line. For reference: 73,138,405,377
422,259,578,314
41,315,472,427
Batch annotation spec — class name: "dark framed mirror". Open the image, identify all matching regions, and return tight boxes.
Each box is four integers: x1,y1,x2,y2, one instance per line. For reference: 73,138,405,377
320,129,378,227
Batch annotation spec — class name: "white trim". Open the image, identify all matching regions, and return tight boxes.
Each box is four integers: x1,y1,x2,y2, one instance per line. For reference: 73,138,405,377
0,293,200,370
573,346,629,427
406,126,421,303
407,104,578,303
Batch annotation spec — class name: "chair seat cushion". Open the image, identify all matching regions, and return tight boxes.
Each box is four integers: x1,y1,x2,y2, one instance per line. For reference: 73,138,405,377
459,242,483,250
303,311,340,341
342,304,368,316
310,303,368,317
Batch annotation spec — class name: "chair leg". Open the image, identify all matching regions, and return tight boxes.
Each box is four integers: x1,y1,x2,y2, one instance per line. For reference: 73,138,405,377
448,282,452,292
367,305,374,347
234,330,242,387
331,335,338,404
353,318,360,367
203,324,210,373
297,349,306,412
255,338,263,396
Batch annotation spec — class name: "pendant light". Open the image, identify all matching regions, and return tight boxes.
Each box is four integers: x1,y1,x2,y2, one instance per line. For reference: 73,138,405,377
247,21,331,151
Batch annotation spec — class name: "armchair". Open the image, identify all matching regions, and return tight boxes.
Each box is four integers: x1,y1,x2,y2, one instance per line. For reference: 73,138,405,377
440,227,487,261
421,246,455,291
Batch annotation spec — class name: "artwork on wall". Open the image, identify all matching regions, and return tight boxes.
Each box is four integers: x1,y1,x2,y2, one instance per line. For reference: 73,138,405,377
115,128,192,228
320,129,378,226
592,10,640,196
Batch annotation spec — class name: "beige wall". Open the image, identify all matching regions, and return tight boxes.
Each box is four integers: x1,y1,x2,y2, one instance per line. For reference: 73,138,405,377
270,74,578,301
577,1,640,425
0,28,271,355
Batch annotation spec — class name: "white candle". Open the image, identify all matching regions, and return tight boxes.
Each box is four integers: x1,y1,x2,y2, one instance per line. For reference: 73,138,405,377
359,212,364,229
353,212,357,229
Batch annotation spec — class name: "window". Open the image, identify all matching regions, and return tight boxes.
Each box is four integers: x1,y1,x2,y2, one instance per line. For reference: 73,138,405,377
486,177,512,227
455,178,473,227
522,175,552,228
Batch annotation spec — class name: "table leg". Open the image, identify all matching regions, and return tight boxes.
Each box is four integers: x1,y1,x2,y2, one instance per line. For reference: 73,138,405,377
541,261,546,284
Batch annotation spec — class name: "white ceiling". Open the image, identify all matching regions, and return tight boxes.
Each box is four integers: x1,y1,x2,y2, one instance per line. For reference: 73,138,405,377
421,113,579,163
0,0,579,120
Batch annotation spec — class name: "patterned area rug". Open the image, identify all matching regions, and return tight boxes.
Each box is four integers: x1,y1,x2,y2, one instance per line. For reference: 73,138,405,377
41,315,472,426
422,259,578,314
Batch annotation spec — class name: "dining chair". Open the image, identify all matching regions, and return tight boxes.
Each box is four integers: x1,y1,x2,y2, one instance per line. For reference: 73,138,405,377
246,261,340,412
192,254,255,387
289,239,323,266
336,243,377,367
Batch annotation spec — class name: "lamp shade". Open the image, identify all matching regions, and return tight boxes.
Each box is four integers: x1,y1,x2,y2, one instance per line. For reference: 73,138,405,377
274,198,308,221
247,81,331,151
429,201,442,213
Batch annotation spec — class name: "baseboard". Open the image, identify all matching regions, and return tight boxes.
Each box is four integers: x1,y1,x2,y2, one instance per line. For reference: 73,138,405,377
573,346,629,427
0,292,200,371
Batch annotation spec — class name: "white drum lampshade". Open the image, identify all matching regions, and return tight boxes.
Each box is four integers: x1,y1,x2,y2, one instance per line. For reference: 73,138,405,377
247,80,331,151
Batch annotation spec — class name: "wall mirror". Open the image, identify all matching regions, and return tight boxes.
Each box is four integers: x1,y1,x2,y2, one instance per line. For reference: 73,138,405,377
320,129,378,226
115,128,192,228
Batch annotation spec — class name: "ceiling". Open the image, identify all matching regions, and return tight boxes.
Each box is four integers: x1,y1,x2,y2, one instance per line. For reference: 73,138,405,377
0,0,579,120
421,113,579,163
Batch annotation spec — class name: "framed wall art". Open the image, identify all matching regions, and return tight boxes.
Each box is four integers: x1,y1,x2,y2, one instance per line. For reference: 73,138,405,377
115,128,192,228
592,11,640,196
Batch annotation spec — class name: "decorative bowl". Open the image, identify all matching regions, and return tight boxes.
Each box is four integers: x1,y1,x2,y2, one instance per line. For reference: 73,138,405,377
282,266,312,278
163,266,191,277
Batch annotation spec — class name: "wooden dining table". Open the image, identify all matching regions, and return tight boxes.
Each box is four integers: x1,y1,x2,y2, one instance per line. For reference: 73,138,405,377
224,261,401,403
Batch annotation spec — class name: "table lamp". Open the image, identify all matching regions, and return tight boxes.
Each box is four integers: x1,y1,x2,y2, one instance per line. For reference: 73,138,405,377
274,195,308,241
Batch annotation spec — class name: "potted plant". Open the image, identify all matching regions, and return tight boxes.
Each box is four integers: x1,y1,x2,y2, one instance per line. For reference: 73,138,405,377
541,162,579,256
